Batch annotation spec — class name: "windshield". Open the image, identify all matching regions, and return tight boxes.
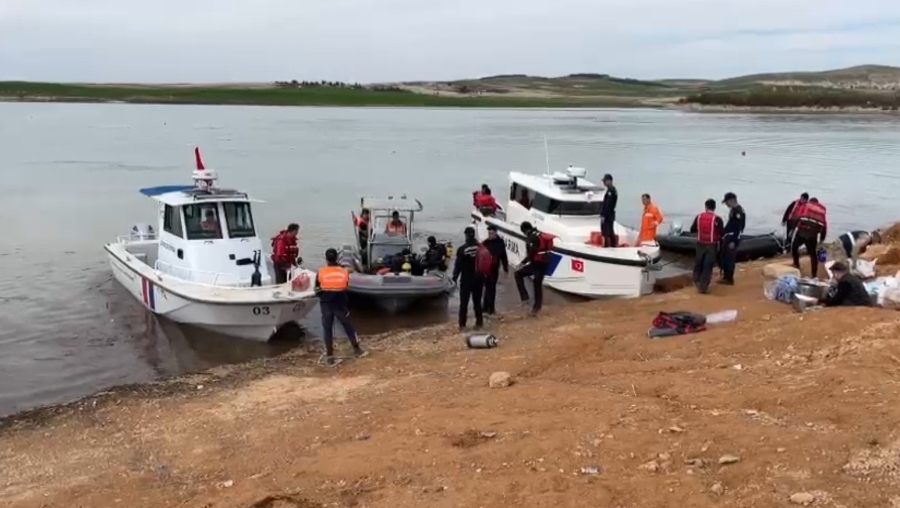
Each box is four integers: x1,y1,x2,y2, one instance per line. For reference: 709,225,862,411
184,203,223,240
372,212,411,237
223,202,256,238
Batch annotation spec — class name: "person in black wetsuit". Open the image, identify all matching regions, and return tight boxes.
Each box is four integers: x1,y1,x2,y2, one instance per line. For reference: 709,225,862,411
600,173,618,247
481,225,509,315
424,236,448,271
782,192,809,249
514,221,551,316
820,261,872,307
452,227,483,331
720,192,746,285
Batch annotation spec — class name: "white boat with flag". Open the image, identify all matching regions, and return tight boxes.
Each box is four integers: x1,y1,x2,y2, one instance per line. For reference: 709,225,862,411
104,148,318,341
471,165,662,299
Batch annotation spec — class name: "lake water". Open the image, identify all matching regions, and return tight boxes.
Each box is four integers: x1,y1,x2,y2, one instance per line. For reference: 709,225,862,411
1,103,899,417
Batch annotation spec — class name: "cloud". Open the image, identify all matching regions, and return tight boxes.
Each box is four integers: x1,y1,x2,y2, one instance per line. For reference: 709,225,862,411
1,0,899,82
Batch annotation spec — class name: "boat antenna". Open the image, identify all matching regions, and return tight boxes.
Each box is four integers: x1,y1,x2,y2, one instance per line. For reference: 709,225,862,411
543,134,551,175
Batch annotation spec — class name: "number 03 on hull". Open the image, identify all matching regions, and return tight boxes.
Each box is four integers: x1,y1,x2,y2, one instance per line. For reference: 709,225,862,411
104,148,318,342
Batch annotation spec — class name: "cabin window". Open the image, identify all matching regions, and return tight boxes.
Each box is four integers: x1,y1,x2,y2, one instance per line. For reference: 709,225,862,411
163,205,184,238
183,203,223,240
510,183,534,209
223,202,256,238
541,198,603,216
531,193,553,213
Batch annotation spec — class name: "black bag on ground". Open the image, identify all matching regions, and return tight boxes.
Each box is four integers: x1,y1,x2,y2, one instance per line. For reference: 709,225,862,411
648,311,707,338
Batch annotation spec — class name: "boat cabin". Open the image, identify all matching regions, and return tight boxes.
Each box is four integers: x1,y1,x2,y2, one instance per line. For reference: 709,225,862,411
507,166,605,219
136,160,272,287
354,196,423,268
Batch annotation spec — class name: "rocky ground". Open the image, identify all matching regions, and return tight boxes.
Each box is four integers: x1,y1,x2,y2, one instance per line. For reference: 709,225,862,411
3,253,900,508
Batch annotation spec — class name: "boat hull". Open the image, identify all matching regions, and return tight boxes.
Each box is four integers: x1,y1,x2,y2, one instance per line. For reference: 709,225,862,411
106,243,318,342
656,232,785,262
471,213,661,299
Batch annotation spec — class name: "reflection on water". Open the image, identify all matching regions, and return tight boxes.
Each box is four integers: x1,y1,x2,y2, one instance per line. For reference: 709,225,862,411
1,103,899,417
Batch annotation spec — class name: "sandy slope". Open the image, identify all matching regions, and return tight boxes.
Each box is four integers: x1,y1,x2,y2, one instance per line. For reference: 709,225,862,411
2,256,900,508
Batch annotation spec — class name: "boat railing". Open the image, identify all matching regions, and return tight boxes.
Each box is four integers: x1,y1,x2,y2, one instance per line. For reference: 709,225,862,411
154,260,243,287
117,233,158,243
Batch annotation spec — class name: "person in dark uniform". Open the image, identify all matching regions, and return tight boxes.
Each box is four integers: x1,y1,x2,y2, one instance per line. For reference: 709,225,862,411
782,192,809,248
481,225,509,315
424,236,448,271
690,199,724,294
820,261,872,307
600,173,618,247
720,192,746,285
790,197,827,278
452,227,484,331
514,221,552,316
316,248,367,367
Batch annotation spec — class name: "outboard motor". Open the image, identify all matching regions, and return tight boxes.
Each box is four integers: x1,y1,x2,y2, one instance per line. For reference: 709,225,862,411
250,250,262,287
130,223,155,240
669,222,683,235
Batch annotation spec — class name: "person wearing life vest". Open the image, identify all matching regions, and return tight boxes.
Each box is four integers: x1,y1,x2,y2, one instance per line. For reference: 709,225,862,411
472,184,490,206
514,221,552,316
689,199,724,294
824,229,882,273
782,192,809,249
638,193,664,245
384,211,408,236
271,223,301,284
720,192,746,286
451,227,484,331
481,225,510,315
474,188,501,216
316,248,367,367
791,197,828,278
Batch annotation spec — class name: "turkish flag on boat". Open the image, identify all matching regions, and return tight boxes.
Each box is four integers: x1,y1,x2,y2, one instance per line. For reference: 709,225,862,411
571,259,584,272
194,147,205,170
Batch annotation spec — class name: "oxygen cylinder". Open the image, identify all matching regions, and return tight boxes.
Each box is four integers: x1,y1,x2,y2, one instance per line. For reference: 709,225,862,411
465,333,498,349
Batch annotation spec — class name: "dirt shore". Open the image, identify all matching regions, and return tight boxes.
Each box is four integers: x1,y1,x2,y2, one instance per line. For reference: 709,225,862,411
3,256,900,508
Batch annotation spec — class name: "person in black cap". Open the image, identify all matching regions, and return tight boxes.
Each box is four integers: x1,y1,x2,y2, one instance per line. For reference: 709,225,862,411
481,225,509,315
600,173,618,247
452,226,484,331
515,221,552,316
720,192,746,285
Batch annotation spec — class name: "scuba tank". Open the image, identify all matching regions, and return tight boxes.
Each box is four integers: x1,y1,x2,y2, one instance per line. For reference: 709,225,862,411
465,333,498,349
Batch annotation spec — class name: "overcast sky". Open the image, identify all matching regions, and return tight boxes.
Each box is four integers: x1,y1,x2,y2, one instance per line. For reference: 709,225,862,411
2,0,900,83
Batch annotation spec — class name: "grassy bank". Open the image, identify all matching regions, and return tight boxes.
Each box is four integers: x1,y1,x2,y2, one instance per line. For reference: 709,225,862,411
0,81,658,108
681,85,900,110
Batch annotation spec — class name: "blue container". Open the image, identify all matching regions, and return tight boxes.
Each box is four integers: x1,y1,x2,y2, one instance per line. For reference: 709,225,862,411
817,247,827,264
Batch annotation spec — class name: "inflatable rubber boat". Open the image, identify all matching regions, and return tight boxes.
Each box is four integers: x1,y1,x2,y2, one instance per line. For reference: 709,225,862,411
656,229,785,262
338,196,453,313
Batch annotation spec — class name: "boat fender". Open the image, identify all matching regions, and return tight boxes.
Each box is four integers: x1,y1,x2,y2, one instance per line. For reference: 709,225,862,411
291,272,310,292
465,333,498,349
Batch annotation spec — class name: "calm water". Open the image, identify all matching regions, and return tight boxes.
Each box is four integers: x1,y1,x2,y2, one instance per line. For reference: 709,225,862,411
1,103,899,417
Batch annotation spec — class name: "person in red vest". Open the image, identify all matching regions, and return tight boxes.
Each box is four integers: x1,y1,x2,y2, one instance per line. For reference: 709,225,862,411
271,223,301,284
689,199,724,294
791,197,828,278
472,184,489,205
473,188,500,216
781,192,809,249
384,211,408,236
514,221,553,316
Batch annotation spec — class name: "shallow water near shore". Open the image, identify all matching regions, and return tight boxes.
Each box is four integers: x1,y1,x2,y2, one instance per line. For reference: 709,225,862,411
1,103,899,417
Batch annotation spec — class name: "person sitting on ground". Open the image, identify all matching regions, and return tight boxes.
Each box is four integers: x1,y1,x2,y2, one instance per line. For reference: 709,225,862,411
384,211,408,236
819,261,872,307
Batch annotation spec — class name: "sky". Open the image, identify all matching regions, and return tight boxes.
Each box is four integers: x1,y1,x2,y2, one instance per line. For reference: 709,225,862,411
2,0,900,83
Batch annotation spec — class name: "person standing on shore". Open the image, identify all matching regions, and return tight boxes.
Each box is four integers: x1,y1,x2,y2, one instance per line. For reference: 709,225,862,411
271,223,301,284
600,174,618,247
790,197,827,278
638,193,664,245
316,248,367,367
481,225,509,315
782,192,809,248
690,199,724,294
720,192,746,285
452,227,484,331
514,221,552,316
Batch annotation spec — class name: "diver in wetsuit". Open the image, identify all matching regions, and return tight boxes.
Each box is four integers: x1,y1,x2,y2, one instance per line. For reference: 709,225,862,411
452,227,484,331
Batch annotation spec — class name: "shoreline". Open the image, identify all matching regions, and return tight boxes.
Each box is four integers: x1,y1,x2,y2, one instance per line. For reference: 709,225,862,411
4,254,900,507
3,95,899,114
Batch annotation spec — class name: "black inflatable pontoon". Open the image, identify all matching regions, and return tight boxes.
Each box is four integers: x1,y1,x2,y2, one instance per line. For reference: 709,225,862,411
656,232,785,262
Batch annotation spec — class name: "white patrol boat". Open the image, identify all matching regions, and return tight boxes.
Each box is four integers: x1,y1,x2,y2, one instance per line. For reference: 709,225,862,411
104,148,318,341
471,166,661,298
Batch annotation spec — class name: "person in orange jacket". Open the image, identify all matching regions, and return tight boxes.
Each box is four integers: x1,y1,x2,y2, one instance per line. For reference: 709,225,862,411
638,194,664,244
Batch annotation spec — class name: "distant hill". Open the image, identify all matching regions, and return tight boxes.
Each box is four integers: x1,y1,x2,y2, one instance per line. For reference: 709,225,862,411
715,64,900,90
